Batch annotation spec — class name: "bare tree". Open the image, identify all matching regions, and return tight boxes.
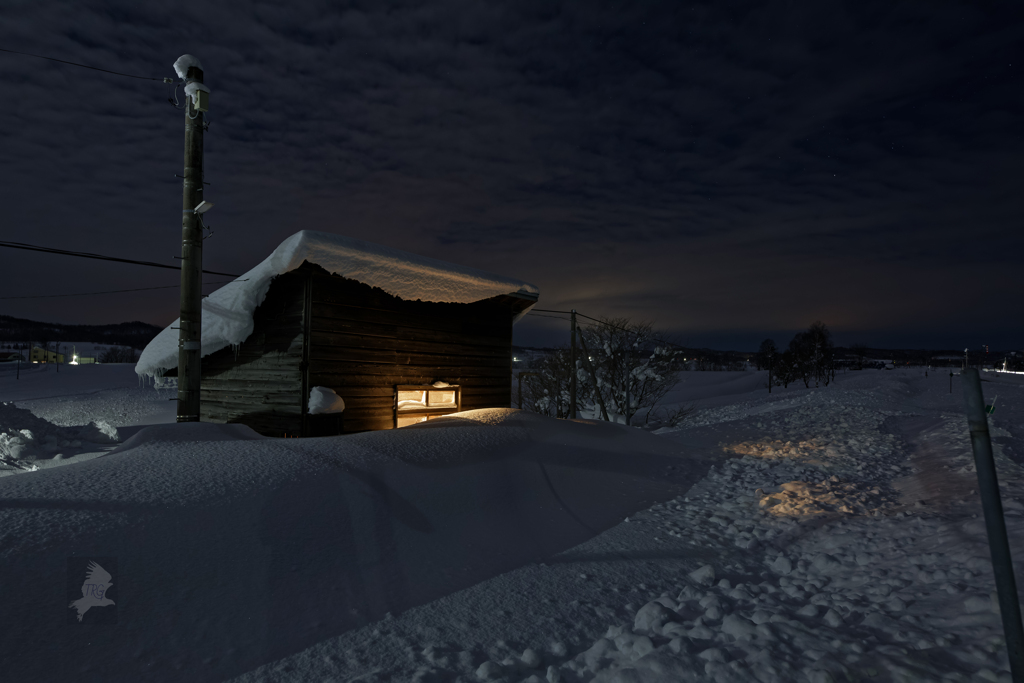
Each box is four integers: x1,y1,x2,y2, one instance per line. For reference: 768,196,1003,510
520,317,686,424
576,317,687,423
786,321,835,388
773,349,799,388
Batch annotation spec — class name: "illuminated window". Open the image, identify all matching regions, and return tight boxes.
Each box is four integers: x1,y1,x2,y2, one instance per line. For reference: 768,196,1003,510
395,384,461,428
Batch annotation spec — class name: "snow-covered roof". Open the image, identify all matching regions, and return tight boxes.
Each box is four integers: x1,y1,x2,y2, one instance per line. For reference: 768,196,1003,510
137,230,539,378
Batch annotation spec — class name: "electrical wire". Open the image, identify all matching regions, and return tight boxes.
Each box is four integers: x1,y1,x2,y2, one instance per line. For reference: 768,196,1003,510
528,313,573,322
0,240,239,277
576,312,690,351
0,279,246,301
526,308,691,352
0,47,168,81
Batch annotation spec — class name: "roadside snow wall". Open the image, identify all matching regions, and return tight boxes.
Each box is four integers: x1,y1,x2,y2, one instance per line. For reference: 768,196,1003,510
136,230,539,379
0,409,694,683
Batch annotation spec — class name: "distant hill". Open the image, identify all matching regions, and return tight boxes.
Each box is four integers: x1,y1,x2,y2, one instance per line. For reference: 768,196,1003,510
0,315,161,350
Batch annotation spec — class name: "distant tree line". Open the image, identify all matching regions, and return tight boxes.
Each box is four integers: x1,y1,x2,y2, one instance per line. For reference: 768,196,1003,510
0,315,160,350
99,346,140,363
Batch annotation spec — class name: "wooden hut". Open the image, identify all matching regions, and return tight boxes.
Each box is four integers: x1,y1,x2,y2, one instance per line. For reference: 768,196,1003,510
139,231,538,437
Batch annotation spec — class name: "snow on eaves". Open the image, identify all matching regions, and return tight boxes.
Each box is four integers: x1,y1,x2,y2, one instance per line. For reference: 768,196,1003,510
173,54,203,80
137,230,539,378
183,82,210,107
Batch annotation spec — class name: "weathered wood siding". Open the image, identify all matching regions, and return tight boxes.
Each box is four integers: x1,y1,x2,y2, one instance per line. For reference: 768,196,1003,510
199,269,306,437
307,267,515,433
199,262,528,436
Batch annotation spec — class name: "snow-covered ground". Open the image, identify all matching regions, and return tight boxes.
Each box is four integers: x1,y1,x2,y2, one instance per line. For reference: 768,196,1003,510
0,362,175,473
1,367,1022,682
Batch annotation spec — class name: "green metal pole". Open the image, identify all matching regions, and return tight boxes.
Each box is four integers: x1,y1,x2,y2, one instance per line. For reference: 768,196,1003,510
963,368,1024,681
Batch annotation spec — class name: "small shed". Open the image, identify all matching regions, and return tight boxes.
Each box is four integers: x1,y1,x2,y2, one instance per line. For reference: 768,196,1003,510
137,231,538,437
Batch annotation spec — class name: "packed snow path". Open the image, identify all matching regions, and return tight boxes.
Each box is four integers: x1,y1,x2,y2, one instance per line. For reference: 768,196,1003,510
226,370,1024,683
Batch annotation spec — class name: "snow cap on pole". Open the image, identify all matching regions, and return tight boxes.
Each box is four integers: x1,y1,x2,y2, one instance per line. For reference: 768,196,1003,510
173,54,204,80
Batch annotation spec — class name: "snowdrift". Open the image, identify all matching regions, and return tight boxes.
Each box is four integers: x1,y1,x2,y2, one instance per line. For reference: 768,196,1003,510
0,409,697,683
136,230,539,378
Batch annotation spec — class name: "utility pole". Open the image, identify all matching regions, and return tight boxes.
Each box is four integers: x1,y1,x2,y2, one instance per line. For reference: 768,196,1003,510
768,350,773,394
963,368,1024,680
569,309,577,419
176,54,207,423
576,326,610,421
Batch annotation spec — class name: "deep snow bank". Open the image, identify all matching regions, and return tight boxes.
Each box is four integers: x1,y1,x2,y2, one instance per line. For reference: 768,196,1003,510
0,401,119,471
225,370,1024,683
137,230,539,378
0,409,697,683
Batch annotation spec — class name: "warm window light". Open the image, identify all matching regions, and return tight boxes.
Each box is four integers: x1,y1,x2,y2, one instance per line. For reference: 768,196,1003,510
397,388,456,410
428,390,456,407
396,385,461,427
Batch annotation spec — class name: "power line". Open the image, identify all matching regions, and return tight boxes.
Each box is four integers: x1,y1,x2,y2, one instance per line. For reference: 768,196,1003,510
575,311,690,352
528,313,573,322
0,47,168,81
0,240,239,277
526,308,691,353
0,279,245,301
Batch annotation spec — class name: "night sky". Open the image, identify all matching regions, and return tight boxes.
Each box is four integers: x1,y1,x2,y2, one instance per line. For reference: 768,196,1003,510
1,1,1021,351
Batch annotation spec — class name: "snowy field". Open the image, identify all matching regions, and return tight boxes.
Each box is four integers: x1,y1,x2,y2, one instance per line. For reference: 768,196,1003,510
0,362,175,471
1,367,1023,682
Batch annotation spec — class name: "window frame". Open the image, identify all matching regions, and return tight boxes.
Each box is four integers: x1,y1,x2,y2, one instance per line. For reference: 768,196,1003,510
394,384,462,428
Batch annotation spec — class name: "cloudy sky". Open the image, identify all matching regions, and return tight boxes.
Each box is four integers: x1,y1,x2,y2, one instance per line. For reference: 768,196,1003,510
1,1,1021,350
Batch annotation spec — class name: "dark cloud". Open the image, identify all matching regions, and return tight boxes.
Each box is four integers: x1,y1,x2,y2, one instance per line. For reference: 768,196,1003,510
0,0,1022,350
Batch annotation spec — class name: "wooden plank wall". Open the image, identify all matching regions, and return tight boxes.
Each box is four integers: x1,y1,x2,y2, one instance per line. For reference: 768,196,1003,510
198,262,527,436
199,269,307,437
307,268,515,433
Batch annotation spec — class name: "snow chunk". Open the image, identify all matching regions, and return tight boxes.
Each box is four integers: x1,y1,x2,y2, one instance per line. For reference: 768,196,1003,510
822,608,844,627
137,230,539,378
76,421,120,444
173,54,203,80
520,648,541,669
308,386,345,415
633,600,677,634
688,564,716,586
811,553,843,575
720,614,758,641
